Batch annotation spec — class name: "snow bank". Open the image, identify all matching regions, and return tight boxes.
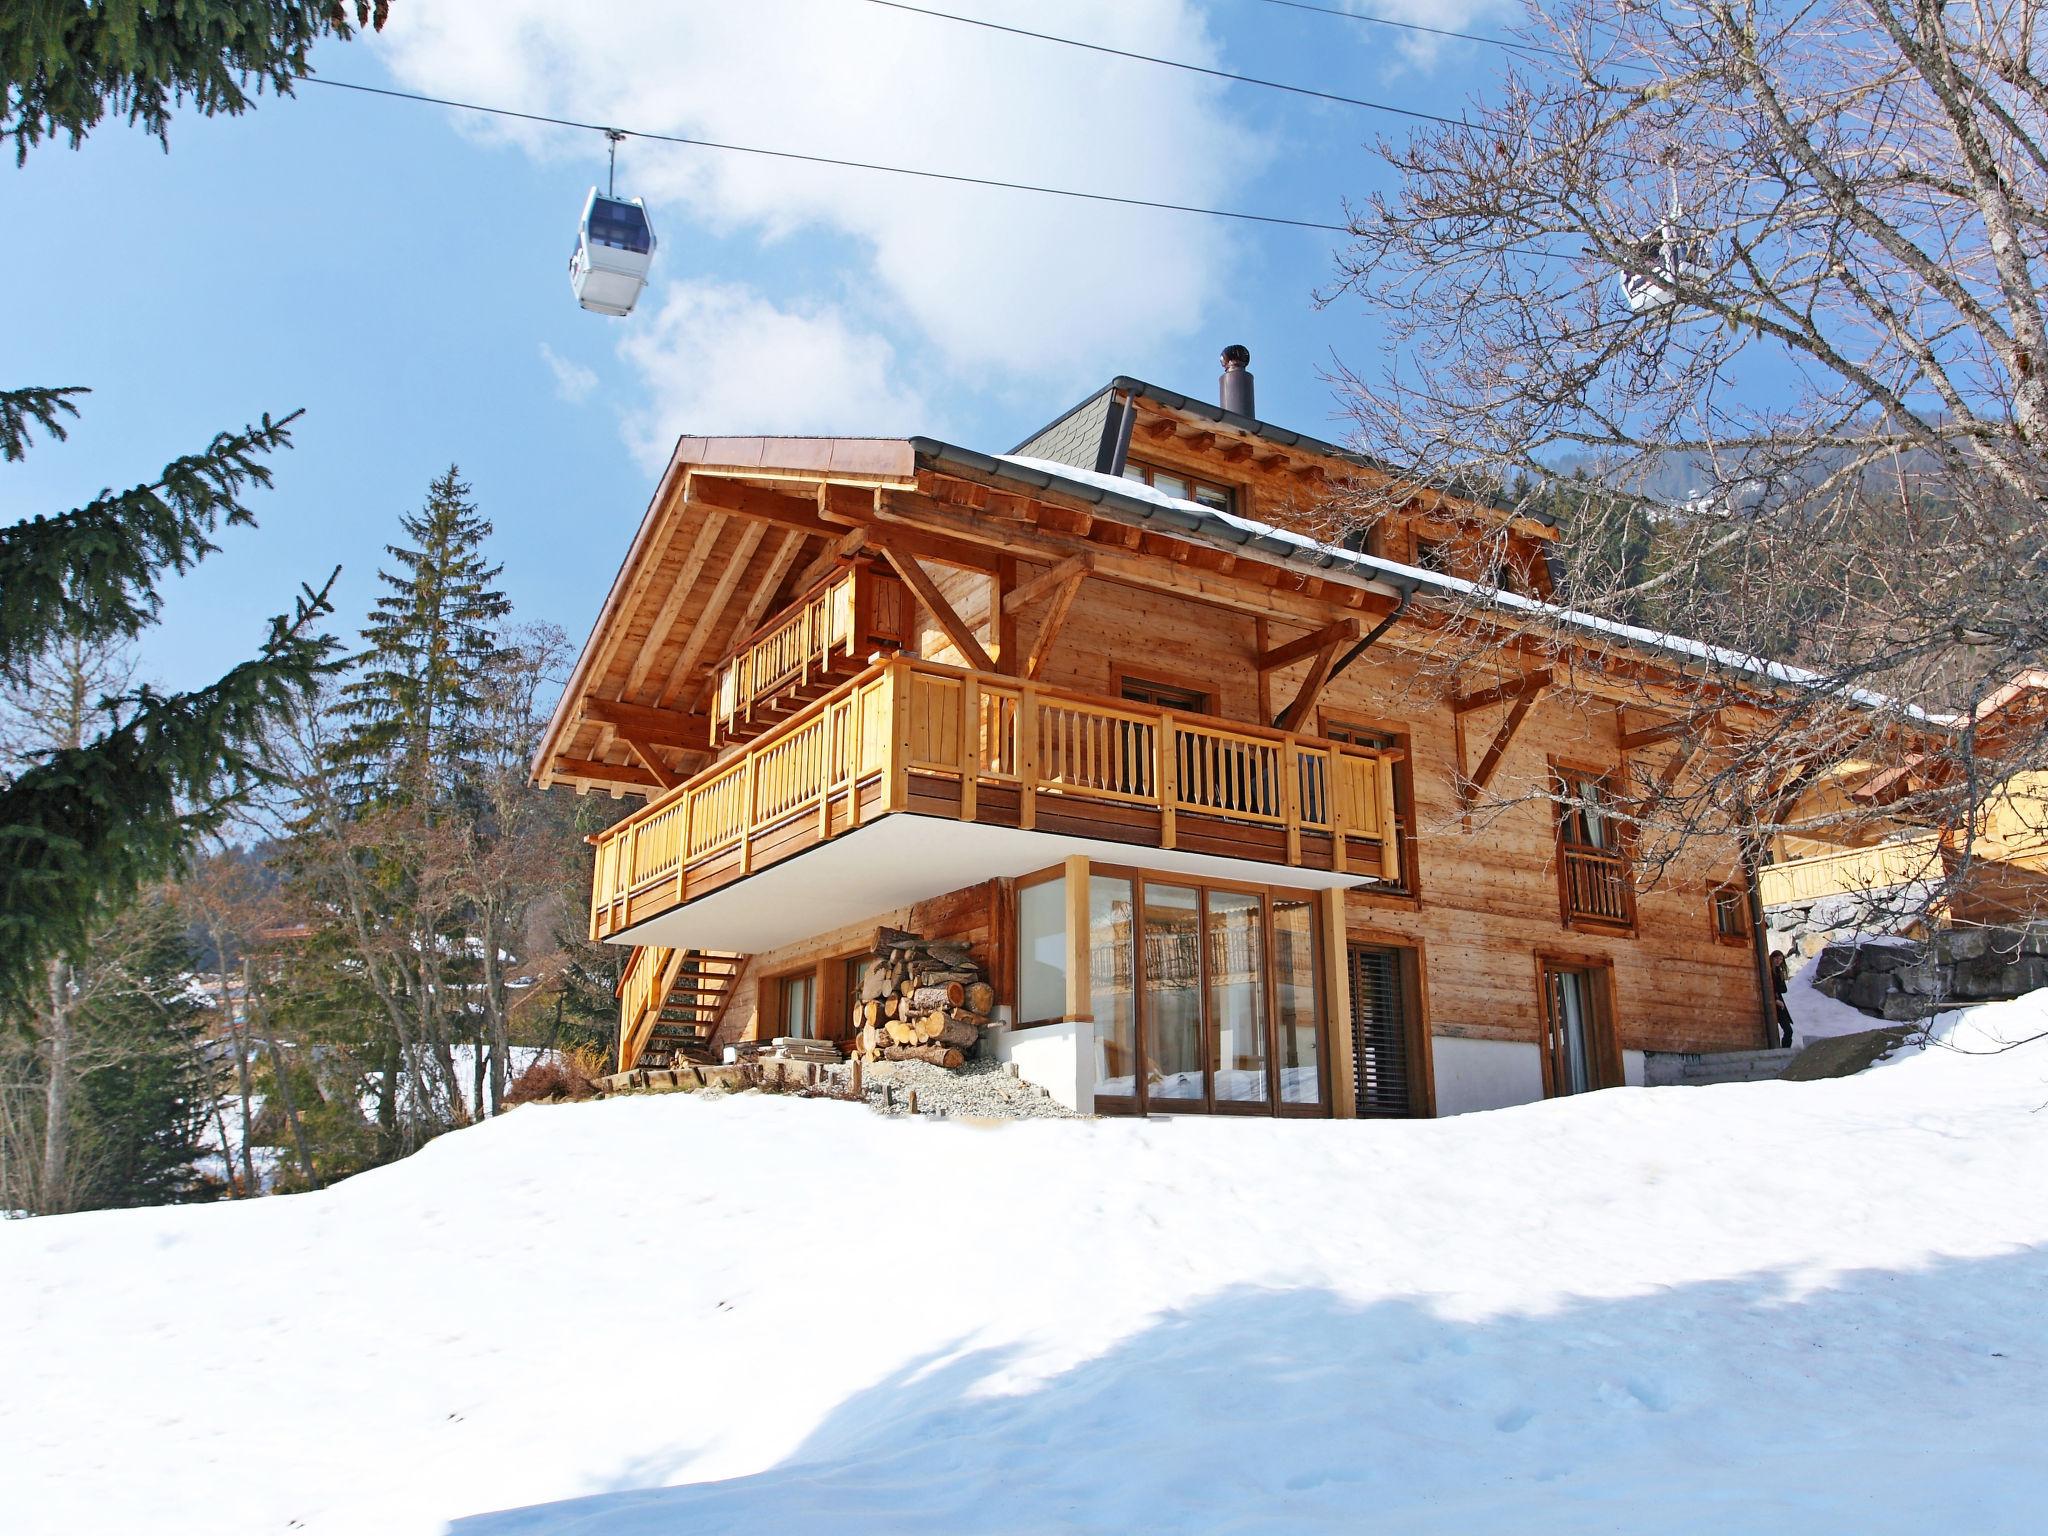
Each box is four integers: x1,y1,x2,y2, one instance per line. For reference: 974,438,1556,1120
5,998,2047,1534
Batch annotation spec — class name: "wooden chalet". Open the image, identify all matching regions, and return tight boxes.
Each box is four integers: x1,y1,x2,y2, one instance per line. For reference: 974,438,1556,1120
535,350,1890,1116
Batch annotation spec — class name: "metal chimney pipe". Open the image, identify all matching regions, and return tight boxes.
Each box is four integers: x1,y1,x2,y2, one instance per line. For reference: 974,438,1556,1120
1219,344,1254,417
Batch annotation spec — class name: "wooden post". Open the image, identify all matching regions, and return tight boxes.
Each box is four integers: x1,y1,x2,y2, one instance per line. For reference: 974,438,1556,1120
1158,712,1177,850
959,674,980,823
1321,888,1356,1119
740,753,757,876
888,661,911,814
1282,736,1302,866
1063,854,1091,1021
1020,683,1040,831
848,678,867,829
1376,754,1400,884
678,785,694,904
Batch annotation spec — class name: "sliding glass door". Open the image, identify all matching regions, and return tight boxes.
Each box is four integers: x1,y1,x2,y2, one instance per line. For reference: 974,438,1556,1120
1074,868,1326,1117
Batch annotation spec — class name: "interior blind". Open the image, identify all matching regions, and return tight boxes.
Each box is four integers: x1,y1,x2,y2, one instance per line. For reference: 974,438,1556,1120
1348,945,1412,1118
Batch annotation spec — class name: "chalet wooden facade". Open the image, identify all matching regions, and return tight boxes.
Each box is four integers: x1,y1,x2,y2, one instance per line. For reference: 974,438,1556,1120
535,355,1870,1116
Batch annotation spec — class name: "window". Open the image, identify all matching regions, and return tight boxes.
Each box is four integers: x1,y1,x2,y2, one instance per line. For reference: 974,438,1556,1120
1346,942,1425,1117
1121,676,1211,715
1046,867,1324,1116
1017,878,1069,1023
1324,719,1416,897
1554,766,1634,931
777,972,815,1039
1711,883,1751,945
1410,537,1450,574
1123,459,1236,514
1540,960,1619,1096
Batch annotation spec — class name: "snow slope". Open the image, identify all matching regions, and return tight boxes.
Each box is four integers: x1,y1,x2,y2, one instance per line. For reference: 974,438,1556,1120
5,1001,2047,1535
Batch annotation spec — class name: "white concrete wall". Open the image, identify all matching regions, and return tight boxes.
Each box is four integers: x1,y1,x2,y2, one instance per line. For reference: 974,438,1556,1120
993,1019,1096,1114
1430,1036,1546,1115
1623,1048,1646,1088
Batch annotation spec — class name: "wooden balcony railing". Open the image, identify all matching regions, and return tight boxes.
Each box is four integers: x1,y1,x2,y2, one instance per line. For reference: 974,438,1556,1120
1758,834,1944,908
592,656,1400,941
711,563,910,743
616,944,682,1071
1559,843,1635,930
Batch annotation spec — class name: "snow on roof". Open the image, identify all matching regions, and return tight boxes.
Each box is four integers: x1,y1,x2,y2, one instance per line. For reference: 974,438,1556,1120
996,455,1946,725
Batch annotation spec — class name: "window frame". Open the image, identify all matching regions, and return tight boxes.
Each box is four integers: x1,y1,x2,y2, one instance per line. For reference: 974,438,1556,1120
771,968,817,1040
1321,711,1421,907
1534,951,1623,1097
1122,458,1238,515
1119,674,1214,716
1012,860,1332,1117
1709,881,1752,946
1550,757,1638,935
1340,927,1436,1118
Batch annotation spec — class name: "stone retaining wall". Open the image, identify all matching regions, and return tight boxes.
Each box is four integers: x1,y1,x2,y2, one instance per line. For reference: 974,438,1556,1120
1812,924,2048,1021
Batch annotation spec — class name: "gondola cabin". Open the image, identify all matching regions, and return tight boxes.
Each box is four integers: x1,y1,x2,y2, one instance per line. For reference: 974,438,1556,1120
570,189,656,318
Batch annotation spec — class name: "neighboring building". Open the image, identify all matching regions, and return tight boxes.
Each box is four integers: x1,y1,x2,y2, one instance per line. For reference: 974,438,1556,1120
534,352,1911,1116
1763,671,2048,949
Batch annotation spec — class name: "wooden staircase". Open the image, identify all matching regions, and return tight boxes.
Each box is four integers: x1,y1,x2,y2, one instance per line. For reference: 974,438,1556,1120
618,946,748,1071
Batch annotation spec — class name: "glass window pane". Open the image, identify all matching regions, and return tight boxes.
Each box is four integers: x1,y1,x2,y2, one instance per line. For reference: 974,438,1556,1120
783,974,814,1039
1206,890,1267,1102
1018,878,1068,1024
1152,473,1189,501
1089,876,1138,1099
1144,884,1203,1101
1193,483,1232,513
1272,898,1323,1104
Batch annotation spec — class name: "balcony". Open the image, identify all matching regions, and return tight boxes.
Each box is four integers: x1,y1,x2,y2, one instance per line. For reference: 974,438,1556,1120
1559,843,1635,931
1757,835,1944,908
591,656,1399,953
711,562,911,744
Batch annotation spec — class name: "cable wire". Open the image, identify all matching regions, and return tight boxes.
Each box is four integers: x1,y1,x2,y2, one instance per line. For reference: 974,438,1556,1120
300,75,1355,231
856,0,1482,130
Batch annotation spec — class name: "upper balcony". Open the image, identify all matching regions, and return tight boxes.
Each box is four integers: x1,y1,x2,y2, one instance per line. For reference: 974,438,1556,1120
712,562,911,745
590,656,1400,954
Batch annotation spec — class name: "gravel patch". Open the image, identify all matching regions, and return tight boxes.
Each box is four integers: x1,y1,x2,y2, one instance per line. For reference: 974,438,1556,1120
854,1058,1077,1119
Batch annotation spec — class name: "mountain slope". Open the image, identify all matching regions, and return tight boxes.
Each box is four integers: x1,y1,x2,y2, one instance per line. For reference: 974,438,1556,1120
6,1001,2048,1535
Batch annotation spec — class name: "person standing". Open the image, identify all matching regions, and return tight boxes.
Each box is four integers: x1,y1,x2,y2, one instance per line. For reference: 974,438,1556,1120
1769,950,1796,1049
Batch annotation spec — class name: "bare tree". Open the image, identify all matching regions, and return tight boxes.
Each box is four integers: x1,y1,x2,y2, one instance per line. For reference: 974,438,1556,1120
1327,0,2048,903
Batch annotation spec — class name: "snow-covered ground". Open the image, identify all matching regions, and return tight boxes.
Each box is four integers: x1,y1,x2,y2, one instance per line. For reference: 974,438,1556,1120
5,999,2047,1535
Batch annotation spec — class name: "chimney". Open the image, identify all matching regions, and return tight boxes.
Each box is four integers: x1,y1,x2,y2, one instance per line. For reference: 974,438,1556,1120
1219,344,1254,418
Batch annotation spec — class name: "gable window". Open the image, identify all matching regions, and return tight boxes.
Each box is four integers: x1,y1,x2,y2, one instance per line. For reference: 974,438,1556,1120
1410,537,1450,574
1123,460,1236,514
1554,765,1635,931
1324,719,1417,898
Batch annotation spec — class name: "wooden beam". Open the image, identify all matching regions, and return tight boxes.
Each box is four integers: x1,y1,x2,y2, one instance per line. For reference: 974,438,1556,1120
653,521,767,706
1256,617,1359,673
792,526,870,597
617,512,728,697
619,735,680,792
1452,668,1554,717
1140,418,1178,441
685,474,841,537
731,530,809,643
1003,553,1093,614
580,698,710,751
1025,566,1088,681
1619,717,1693,752
874,535,996,672
1277,628,1351,732
1460,686,1548,806
1656,734,1706,795
553,756,661,790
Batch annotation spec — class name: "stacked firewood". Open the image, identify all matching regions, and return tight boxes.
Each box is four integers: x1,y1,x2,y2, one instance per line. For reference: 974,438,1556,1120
847,928,997,1070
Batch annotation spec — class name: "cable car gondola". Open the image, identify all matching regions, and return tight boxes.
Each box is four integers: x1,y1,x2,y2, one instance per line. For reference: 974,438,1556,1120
570,131,656,317
1617,153,1708,315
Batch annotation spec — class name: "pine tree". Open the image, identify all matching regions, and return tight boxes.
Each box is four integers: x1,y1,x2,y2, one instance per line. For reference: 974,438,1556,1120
331,467,512,810
2,2,389,163
0,386,339,1018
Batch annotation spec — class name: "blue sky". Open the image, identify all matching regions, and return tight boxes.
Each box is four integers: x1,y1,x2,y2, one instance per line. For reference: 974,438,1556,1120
2,0,1522,693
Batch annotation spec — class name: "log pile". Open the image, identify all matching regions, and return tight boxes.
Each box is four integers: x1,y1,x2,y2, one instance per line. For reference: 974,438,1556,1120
846,927,998,1070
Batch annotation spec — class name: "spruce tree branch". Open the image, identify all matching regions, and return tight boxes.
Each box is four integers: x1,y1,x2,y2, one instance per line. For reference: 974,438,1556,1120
0,385,87,462
0,406,304,677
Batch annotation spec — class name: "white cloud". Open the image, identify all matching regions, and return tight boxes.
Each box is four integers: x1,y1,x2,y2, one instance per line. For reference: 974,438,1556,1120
615,280,927,471
538,342,598,404
370,0,1265,383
